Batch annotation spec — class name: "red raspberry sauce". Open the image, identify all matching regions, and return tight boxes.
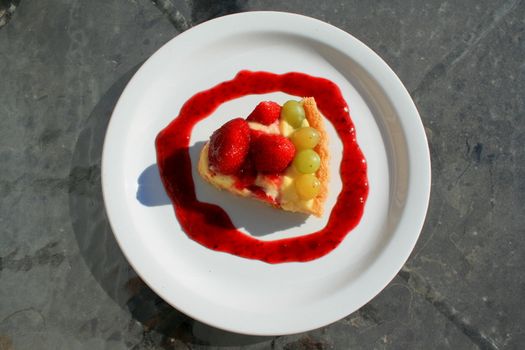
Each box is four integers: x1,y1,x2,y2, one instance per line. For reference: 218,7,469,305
155,71,368,263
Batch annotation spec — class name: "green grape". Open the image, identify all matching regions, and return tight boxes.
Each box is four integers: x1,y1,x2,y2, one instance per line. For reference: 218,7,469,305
290,127,320,150
281,100,305,128
293,149,321,174
295,174,321,199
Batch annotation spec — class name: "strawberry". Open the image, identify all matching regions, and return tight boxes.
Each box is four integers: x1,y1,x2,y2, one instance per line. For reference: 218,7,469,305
246,101,281,125
237,156,257,178
234,156,257,189
249,129,265,142
251,134,295,173
208,118,250,175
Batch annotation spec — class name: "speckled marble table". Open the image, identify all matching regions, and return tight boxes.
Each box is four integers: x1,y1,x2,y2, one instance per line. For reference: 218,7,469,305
1,1,524,349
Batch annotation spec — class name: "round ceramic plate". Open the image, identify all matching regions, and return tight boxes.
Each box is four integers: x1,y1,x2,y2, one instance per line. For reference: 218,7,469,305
102,12,430,335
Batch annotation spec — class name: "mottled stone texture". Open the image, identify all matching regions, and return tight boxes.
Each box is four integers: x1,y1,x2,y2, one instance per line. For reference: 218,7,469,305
0,0,523,349
0,0,20,28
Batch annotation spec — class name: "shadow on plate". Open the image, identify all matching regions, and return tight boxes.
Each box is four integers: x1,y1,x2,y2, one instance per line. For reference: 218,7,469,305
136,164,171,206
137,140,308,237
68,63,272,348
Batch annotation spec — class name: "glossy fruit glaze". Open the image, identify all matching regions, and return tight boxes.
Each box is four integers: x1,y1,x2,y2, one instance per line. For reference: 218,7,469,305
156,71,368,263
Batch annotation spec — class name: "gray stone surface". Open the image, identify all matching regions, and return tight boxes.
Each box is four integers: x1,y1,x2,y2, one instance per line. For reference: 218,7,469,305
0,0,524,349
0,0,20,29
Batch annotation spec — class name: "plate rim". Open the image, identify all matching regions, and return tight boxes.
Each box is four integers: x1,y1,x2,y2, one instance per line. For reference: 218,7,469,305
101,11,431,335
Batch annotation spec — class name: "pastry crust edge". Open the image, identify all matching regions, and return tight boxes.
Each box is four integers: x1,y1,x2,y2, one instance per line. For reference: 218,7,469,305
302,97,329,217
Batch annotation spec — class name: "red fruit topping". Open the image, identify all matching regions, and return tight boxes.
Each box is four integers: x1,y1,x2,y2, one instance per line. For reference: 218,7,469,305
249,129,265,142
234,156,257,190
237,155,256,177
246,101,281,125
208,118,250,174
251,134,296,173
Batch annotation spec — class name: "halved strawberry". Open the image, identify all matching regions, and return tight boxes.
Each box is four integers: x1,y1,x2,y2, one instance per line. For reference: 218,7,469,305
251,134,295,173
246,101,281,125
208,118,250,174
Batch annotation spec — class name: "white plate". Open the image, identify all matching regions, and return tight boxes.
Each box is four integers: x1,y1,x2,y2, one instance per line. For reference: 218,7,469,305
102,12,430,335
